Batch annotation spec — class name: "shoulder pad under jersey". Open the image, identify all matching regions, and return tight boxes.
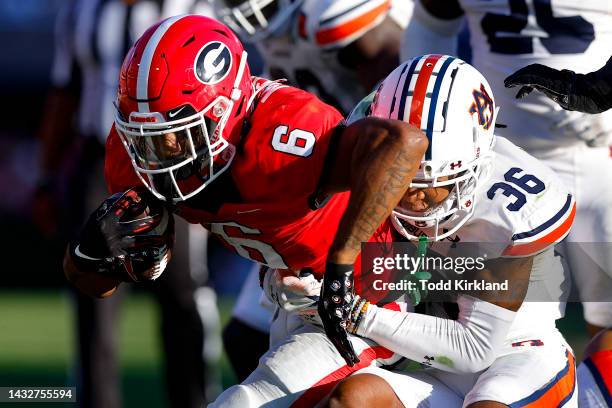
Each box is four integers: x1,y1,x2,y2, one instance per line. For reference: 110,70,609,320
478,137,575,258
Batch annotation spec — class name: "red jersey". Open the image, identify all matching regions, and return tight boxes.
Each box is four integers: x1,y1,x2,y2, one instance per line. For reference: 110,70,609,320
106,78,349,276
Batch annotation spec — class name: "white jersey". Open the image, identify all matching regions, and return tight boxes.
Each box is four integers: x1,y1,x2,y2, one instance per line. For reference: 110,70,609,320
410,137,575,324
414,137,575,259
458,0,612,151
255,0,413,113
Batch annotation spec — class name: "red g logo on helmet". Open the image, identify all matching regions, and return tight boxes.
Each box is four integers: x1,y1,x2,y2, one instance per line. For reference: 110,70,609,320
469,84,494,130
195,41,233,84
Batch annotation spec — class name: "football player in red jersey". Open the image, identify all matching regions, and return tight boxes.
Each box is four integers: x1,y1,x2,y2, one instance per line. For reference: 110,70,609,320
213,0,416,381
62,14,427,373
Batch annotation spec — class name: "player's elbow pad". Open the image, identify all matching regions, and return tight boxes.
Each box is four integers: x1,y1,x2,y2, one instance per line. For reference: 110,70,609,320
359,295,516,373
400,0,463,61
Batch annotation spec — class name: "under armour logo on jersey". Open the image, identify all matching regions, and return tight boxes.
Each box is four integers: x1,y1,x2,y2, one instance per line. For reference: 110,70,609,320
195,41,232,85
469,84,494,130
512,339,544,347
450,160,462,170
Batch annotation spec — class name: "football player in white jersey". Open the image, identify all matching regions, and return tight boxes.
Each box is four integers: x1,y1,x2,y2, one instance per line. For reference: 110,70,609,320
401,0,612,325
211,0,415,379
401,2,612,405
505,59,612,408
209,55,578,407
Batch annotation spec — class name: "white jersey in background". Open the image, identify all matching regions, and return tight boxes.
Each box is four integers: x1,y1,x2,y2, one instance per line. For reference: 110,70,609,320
256,0,413,113
459,0,612,329
458,0,612,151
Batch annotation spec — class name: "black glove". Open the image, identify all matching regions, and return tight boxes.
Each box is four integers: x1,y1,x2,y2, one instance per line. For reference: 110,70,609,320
70,187,174,282
318,262,360,366
504,60,612,114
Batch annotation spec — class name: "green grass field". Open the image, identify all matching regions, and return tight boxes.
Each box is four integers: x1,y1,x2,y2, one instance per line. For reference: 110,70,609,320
0,290,590,407
0,290,238,407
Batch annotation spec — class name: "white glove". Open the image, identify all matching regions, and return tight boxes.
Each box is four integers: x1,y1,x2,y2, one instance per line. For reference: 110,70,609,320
262,268,323,326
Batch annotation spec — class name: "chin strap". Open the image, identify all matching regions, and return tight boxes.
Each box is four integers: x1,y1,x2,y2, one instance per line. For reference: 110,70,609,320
231,50,249,101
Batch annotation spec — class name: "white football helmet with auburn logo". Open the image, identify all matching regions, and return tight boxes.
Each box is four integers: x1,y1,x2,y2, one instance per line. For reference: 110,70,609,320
357,55,499,241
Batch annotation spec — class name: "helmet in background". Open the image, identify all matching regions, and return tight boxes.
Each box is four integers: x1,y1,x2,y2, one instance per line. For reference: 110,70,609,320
214,0,303,40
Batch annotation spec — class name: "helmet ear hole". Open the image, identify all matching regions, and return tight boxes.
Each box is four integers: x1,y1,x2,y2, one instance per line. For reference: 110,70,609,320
212,99,230,118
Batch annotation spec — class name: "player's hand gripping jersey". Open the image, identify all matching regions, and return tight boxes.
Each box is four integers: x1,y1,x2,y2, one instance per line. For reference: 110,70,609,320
107,77,352,276
217,0,413,113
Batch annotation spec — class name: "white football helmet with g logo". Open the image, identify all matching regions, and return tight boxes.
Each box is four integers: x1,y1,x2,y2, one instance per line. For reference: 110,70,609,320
352,55,499,241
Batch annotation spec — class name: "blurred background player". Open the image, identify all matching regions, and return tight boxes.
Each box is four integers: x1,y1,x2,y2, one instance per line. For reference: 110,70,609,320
214,0,414,114
33,0,222,406
401,0,612,333
211,0,414,380
505,59,612,407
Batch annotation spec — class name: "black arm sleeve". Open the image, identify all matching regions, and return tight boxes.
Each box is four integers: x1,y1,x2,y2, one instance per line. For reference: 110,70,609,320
572,56,612,114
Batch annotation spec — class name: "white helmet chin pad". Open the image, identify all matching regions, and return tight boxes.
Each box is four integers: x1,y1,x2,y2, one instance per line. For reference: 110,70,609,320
362,55,498,241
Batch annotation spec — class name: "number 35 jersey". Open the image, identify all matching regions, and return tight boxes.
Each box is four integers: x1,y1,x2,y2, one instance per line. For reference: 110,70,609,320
105,78,350,277
459,0,612,150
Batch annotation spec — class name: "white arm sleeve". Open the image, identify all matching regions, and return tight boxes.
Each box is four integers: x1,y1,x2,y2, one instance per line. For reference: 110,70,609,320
358,295,516,373
400,0,464,62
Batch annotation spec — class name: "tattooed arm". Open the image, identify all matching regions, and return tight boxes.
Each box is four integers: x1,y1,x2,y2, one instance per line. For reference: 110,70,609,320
323,117,427,264
316,117,427,366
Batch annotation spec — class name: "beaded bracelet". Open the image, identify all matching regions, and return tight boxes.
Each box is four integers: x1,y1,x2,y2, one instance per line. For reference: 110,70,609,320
347,298,366,333
351,301,370,334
